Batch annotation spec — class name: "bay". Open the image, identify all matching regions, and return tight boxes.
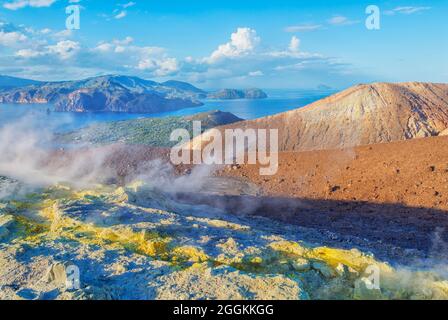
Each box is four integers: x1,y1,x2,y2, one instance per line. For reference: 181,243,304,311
0,89,335,132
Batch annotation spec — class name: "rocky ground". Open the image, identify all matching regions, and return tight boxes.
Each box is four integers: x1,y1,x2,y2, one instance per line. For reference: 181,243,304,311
218,135,448,261
221,136,448,208
1,178,448,300
2,134,448,300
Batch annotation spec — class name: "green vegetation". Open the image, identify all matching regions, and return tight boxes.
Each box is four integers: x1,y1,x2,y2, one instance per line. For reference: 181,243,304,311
57,110,242,147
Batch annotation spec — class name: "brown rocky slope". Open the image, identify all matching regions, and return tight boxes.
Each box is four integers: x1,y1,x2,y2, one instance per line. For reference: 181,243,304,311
189,82,448,151
214,135,448,256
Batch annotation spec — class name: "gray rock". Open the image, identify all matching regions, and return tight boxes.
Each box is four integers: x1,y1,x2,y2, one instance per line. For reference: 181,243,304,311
311,261,337,278
0,214,14,240
291,258,311,272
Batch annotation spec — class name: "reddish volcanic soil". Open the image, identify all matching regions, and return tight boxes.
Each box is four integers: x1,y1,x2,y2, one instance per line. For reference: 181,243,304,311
212,135,448,257
220,135,448,210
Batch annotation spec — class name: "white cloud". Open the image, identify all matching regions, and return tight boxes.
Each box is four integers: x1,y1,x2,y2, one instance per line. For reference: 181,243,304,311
248,70,263,77
115,11,127,19
0,19,182,80
93,37,134,53
181,29,338,87
1,21,353,86
138,57,178,76
121,1,136,8
12,35,179,78
266,36,320,59
14,37,81,62
385,6,431,15
101,2,135,21
116,36,134,45
274,62,307,71
285,24,322,32
289,36,300,52
52,29,73,40
206,27,260,63
3,0,57,10
94,36,134,53
0,31,27,46
94,42,113,52
47,40,80,60
15,48,42,58
92,37,179,76
40,28,51,34
328,15,360,26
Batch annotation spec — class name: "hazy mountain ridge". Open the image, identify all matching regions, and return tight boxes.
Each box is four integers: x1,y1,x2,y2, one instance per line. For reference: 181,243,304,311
162,80,207,96
0,75,206,113
189,82,448,151
207,88,268,100
0,75,41,90
0,75,267,113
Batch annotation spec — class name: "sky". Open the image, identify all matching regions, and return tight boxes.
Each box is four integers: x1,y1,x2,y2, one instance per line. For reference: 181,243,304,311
0,0,446,89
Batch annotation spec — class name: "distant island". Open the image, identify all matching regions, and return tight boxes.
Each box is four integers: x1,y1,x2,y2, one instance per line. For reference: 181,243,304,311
0,75,267,114
207,88,268,100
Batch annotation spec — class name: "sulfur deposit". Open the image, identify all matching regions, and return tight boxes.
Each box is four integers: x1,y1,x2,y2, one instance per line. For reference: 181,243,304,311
1,179,447,300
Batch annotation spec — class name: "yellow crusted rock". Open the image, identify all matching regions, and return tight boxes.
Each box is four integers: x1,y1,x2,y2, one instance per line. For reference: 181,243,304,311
172,246,209,263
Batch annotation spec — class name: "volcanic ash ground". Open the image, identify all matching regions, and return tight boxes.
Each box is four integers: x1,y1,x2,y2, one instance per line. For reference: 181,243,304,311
1,179,448,300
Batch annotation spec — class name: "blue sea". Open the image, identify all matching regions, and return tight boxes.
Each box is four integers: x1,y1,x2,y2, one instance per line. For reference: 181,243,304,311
0,89,334,132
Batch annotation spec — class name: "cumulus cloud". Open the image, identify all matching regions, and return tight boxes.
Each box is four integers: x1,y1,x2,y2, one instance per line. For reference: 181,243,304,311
14,40,80,60
15,48,42,58
205,27,260,64
47,40,80,59
0,21,48,54
266,35,320,60
92,37,179,76
3,0,56,10
51,29,73,40
138,56,179,76
0,20,355,87
289,36,300,52
0,17,179,79
385,6,431,15
0,31,27,46
177,28,349,87
172,27,347,86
